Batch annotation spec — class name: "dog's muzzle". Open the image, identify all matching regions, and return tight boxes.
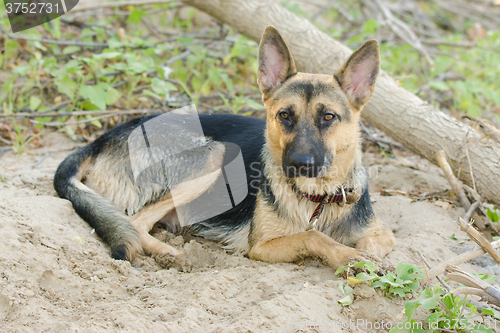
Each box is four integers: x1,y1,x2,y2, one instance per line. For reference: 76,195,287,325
284,154,322,178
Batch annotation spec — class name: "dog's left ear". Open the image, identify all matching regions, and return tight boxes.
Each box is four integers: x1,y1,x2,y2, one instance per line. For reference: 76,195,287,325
257,26,297,95
334,40,380,110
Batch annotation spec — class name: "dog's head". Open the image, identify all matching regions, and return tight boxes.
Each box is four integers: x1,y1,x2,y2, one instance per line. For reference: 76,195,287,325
257,26,380,180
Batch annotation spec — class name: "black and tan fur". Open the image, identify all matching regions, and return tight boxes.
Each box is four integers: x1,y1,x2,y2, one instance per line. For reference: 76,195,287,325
54,26,395,270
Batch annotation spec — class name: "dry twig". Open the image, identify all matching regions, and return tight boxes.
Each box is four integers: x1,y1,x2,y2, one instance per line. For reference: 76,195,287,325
436,150,486,229
425,240,500,281
446,265,500,308
0,109,159,120
456,216,500,265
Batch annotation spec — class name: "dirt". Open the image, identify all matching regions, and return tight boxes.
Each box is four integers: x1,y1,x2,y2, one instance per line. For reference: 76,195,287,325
0,131,497,332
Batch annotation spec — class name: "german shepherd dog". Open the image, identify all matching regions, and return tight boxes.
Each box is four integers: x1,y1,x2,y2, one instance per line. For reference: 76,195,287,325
54,26,395,270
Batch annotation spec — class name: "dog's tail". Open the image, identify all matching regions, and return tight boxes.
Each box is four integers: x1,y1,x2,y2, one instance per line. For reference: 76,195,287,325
54,146,141,261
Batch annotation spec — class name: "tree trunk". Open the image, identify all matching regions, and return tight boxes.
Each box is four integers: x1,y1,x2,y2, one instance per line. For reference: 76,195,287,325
182,0,500,208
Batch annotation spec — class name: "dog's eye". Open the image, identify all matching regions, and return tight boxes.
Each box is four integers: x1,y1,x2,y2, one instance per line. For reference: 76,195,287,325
324,113,338,121
279,111,289,120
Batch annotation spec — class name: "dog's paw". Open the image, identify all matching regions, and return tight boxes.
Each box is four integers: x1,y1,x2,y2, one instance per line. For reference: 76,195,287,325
355,232,396,258
154,252,192,272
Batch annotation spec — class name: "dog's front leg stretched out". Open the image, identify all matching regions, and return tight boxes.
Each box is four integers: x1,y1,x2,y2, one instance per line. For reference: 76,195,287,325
247,196,371,270
249,230,365,270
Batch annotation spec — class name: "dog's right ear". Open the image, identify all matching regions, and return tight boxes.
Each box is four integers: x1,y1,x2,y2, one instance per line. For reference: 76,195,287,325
257,26,297,95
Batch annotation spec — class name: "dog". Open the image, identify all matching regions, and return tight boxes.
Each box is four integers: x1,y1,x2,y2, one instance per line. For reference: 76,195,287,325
54,26,395,270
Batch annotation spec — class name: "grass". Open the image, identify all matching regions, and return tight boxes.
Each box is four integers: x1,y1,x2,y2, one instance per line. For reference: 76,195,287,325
0,2,262,149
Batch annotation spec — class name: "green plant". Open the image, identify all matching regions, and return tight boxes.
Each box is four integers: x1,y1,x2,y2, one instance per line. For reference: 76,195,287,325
486,206,499,223
391,284,495,333
335,261,424,298
10,121,41,154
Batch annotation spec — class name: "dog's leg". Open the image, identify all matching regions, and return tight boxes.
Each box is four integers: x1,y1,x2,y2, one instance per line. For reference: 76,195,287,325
355,219,396,258
248,197,366,269
130,198,182,264
130,158,224,269
249,230,363,269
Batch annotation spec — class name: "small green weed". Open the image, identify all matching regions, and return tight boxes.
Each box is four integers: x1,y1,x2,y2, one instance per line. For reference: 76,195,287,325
337,261,500,332
391,284,496,333
335,261,424,298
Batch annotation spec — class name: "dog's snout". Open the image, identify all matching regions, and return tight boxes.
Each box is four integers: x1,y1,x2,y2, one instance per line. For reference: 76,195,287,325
292,154,315,169
285,153,320,178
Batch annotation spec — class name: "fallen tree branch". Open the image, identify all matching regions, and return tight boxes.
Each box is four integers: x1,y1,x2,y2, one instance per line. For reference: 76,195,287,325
436,150,472,211
446,265,500,307
425,240,500,281
456,216,500,265
181,0,500,207
418,251,450,291
436,150,487,229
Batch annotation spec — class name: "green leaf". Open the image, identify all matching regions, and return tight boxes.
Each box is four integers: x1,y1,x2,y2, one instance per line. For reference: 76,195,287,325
104,87,121,105
81,100,100,111
33,41,47,51
107,39,124,49
361,19,379,35
337,295,353,306
355,272,379,282
55,76,77,100
93,52,123,60
63,46,81,55
127,9,147,24
30,96,42,111
405,286,443,320
87,115,102,128
64,126,77,141
80,85,107,110
34,117,52,129
4,40,19,61
487,207,499,222
429,81,449,92
353,261,377,273
151,78,177,95
208,67,222,87
142,89,163,100
12,65,29,76
482,308,500,320
474,273,498,284
335,261,377,275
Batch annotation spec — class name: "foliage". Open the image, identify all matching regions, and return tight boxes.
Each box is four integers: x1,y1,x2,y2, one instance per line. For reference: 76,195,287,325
0,2,262,150
391,284,496,333
486,206,500,223
312,2,500,124
335,261,424,298
337,260,500,332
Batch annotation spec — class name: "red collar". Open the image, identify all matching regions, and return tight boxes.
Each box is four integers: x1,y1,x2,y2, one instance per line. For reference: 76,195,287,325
292,185,354,228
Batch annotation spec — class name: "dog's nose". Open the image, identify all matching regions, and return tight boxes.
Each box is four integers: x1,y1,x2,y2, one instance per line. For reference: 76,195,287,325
288,154,319,177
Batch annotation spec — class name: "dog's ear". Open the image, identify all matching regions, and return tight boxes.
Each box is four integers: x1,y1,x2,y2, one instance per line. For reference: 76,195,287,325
257,26,297,94
334,40,380,110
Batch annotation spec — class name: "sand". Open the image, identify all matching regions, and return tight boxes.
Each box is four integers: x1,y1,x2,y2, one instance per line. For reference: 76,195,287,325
0,131,497,332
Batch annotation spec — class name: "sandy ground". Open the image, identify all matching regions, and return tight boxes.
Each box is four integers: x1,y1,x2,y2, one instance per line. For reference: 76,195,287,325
0,131,498,333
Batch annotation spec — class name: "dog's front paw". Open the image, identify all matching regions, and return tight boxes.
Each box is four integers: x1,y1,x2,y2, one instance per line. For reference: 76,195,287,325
154,252,192,272
356,232,396,258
